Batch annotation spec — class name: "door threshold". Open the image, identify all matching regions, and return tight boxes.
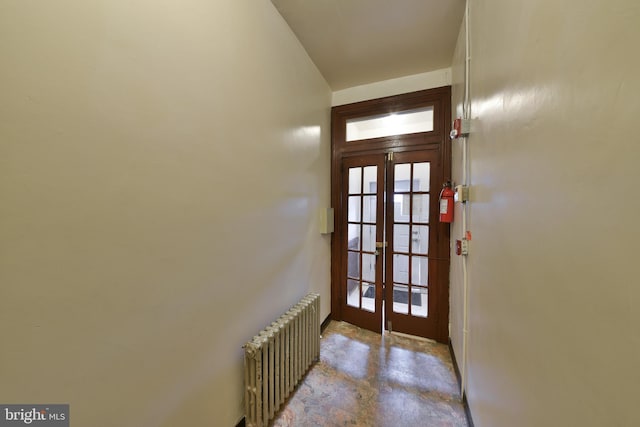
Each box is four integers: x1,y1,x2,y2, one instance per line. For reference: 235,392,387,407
385,330,437,344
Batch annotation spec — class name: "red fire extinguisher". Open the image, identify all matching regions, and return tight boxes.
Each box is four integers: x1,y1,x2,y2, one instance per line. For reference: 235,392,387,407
439,182,454,223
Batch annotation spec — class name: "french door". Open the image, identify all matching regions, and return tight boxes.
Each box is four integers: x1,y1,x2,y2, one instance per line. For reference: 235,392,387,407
340,149,448,341
341,154,386,333
331,86,452,343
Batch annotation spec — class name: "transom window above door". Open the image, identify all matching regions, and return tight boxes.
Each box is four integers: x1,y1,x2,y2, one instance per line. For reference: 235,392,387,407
345,106,434,142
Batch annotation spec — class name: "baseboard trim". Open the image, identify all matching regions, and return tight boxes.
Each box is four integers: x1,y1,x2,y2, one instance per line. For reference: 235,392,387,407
448,340,475,427
448,339,462,386
321,313,332,332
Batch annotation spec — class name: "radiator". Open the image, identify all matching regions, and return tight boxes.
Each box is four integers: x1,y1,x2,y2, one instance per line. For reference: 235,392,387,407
243,293,321,427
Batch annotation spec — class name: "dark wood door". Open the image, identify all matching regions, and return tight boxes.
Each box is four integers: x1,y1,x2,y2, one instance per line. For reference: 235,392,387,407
384,150,447,340
340,154,386,333
338,149,449,341
331,87,451,343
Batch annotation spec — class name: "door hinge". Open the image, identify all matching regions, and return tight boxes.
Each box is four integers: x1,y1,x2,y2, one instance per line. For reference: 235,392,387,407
387,152,394,162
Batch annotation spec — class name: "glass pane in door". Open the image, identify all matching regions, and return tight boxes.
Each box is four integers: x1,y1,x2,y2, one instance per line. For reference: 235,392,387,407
362,225,376,252
392,284,409,314
348,224,360,250
361,282,375,312
363,166,377,192
345,165,377,313
349,168,362,194
348,196,361,222
363,196,376,222
412,194,429,223
411,286,428,317
412,225,429,254
347,279,360,307
413,162,430,191
411,256,428,286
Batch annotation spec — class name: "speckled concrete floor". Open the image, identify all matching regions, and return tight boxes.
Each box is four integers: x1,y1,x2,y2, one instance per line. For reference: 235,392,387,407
272,321,468,427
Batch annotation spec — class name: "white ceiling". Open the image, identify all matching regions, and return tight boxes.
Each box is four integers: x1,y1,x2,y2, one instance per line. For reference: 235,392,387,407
271,0,466,91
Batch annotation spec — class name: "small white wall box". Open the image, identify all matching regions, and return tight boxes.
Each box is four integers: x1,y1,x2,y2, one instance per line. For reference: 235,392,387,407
319,208,334,234
454,185,469,203
450,118,471,139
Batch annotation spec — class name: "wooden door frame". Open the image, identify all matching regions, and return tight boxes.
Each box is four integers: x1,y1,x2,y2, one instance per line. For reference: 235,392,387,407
330,86,452,343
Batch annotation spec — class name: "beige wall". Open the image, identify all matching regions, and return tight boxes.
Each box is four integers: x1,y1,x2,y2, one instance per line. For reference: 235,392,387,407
449,7,467,388
450,1,640,426
331,68,452,106
0,1,331,426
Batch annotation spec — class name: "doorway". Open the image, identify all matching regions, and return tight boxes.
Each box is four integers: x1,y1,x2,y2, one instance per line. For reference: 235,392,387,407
331,87,451,343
